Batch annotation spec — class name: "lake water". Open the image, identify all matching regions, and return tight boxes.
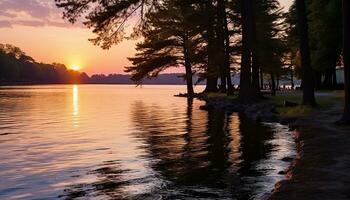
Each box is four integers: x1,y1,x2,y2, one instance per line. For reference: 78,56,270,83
0,85,296,200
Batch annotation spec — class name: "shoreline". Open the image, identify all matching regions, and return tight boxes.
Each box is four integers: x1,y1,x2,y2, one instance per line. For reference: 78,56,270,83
190,93,350,199
269,102,350,200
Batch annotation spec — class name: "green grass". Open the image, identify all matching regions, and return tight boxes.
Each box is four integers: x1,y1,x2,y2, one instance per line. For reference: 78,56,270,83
205,92,237,100
276,105,314,118
267,90,344,118
203,90,345,118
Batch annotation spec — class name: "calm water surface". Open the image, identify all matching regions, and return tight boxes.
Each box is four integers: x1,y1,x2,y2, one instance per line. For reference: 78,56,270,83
0,85,296,200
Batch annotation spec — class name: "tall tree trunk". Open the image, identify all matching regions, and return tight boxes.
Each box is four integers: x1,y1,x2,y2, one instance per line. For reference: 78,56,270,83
183,34,194,97
216,1,227,93
252,53,261,98
323,67,335,89
251,2,261,99
296,0,316,106
315,71,322,90
341,0,350,123
332,66,337,87
290,66,295,89
221,0,234,95
239,0,254,103
260,67,264,89
217,36,227,93
270,73,276,96
204,0,219,93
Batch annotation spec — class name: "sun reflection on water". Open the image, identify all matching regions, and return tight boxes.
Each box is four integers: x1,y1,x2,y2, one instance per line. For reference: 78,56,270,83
72,85,79,127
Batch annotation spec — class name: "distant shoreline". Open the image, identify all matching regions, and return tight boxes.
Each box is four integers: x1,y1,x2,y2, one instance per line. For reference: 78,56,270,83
0,83,206,86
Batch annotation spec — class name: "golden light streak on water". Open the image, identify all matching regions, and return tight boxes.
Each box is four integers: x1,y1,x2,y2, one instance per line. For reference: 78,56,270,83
72,85,79,127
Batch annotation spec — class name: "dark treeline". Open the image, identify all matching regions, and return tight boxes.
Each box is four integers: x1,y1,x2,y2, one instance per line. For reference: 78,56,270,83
55,0,350,123
0,44,211,85
90,73,207,85
0,44,90,85
0,43,211,85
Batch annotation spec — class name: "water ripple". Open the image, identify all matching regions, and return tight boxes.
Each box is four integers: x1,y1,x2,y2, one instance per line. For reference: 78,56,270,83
0,85,296,200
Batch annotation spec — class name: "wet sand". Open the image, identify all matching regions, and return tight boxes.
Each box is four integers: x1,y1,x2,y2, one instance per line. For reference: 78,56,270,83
269,103,350,200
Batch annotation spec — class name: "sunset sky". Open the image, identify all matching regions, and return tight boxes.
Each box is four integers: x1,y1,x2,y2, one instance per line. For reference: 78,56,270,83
0,0,293,75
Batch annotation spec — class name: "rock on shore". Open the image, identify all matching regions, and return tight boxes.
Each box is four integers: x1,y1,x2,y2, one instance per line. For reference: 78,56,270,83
198,97,279,123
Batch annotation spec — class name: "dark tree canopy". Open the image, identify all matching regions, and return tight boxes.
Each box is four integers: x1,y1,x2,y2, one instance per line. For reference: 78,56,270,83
53,0,348,113
55,0,158,49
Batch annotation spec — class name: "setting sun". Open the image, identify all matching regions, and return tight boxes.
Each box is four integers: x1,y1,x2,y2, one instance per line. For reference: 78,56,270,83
71,65,81,71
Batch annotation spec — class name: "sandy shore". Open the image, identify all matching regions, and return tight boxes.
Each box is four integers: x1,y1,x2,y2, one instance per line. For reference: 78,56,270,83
269,103,350,200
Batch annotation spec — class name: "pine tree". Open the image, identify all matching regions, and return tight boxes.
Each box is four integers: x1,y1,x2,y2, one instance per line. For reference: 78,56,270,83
125,1,202,96
55,0,159,49
253,0,286,97
309,0,342,89
296,0,317,106
239,0,255,103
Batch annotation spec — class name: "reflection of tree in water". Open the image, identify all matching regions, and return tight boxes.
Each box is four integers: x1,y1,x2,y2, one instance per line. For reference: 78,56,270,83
131,100,277,199
234,115,275,200
130,100,234,198
60,99,277,199
238,115,274,175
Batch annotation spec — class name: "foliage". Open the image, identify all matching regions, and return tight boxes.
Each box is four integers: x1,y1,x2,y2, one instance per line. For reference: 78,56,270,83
286,0,343,88
254,0,287,76
124,0,201,82
55,0,159,49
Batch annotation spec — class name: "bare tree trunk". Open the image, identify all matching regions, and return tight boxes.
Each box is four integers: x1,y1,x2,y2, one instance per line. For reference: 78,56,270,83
252,53,261,98
291,66,294,90
296,0,316,106
251,2,261,99
260,67,264,89
315,71,322,90
270,73,276,96
239,0,254,103
332,66,337,87
323,67,337,89
217,0,227,93
204,0,219,93
341,0,350,123
221,0,234,95
183,34,194,97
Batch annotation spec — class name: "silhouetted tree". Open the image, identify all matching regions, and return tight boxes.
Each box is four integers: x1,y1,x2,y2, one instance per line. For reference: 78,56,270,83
239,0,255,103
125,0,200,96
295,0,316,106
253,0,286,97
286,0,342,90
309,0,342,89
203,0,219,93
220,0,235,95
55,0,159,49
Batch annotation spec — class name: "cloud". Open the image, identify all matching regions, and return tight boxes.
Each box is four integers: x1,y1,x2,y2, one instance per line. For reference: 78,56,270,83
0,20,12,28
0,0,81,28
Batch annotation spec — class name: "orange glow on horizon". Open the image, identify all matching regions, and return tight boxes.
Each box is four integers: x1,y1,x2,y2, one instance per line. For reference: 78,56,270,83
70,65,81,71
0,26,137,75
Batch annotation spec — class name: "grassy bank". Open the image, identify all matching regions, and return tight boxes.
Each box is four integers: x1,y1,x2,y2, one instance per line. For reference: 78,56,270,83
267,90,344,118
203,90,345,118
